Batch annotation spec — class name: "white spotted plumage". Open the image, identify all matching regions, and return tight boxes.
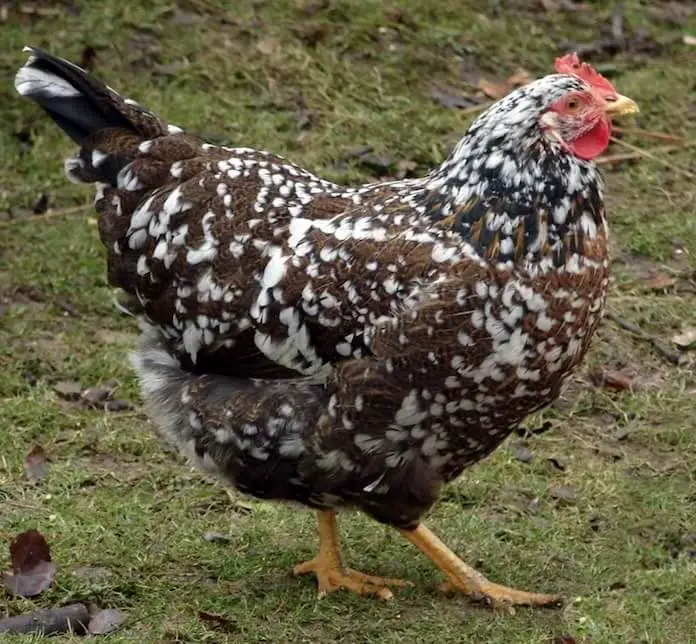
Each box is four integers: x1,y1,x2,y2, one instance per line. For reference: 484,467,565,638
17,45,615,532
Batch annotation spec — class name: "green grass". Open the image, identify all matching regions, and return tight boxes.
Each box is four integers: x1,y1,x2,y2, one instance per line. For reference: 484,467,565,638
1,1,695,642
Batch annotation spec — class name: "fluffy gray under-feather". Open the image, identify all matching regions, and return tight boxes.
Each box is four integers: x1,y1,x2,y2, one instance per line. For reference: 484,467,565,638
129,325,441,528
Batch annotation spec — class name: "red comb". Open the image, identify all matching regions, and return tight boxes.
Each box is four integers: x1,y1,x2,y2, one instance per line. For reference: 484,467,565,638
554,53,616,95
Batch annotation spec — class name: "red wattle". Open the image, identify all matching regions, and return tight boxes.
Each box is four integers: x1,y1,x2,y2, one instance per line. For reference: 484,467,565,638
569,118,611,160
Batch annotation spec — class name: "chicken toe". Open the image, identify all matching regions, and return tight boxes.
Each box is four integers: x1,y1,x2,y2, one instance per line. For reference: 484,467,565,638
401,523,562,609
294,510,411,600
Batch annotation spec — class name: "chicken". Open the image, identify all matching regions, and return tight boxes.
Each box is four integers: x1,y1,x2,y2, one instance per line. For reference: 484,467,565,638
15,47,638,607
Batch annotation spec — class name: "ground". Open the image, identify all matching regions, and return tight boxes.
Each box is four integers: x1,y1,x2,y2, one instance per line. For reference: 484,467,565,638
1,1,695,642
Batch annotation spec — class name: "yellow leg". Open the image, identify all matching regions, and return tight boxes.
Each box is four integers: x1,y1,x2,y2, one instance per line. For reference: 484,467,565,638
400,524,563,608
293,510,412,600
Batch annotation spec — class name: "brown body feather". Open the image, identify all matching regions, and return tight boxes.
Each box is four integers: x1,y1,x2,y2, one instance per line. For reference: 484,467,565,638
16,48,609,529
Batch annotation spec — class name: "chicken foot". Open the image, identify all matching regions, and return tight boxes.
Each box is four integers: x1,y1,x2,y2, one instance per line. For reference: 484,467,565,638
400,523,563,608
293,510,411,600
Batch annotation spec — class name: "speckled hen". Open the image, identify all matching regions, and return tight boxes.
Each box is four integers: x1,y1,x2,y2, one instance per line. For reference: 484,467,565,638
16,48,638,606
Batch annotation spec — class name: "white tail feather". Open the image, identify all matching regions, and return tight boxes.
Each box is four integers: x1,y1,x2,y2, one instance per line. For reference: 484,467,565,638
15,66,81,98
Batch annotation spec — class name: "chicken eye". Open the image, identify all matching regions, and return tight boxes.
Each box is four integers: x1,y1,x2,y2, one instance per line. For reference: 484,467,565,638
567,98,579,111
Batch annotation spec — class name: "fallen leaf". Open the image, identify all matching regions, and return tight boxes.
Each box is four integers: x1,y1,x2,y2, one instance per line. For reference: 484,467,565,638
672,328,696,349
81,386,113,406
24,445,48,483
478,79,509,100
478,69,532,100
512,444,534,463
104,399,132,412
507,69,533,86
641,274,676,291
53,380,82,400
2,530,56,597
589,369,634,392
594,442,624,461
549,485,577,503
198,610,237,633
428,85,477,109
547,456,567,471
256,37,281,56
88,608,125,635
203,532,231,544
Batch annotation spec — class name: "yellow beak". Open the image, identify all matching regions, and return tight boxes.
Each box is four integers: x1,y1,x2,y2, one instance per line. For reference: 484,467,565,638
604,93,639,117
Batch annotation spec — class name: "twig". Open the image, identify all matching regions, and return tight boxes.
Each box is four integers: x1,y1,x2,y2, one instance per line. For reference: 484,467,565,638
0,604,89,635
605,311,683,365
0,204,88,228
605,137,696,178
613,126,685,143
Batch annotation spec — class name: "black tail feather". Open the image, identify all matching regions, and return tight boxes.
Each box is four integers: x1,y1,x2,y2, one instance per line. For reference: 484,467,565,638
15,46,165,145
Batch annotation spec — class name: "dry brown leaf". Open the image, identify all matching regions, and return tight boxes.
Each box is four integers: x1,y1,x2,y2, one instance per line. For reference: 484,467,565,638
2,530,56,597
641,274,677,291
507,69,533,86
88,608,124,635
198,610,237,633
24,445,48,483
512,444,534,463
53,380,81,400
256,37,281,56
478,69,533,100
81,386,113,406
672,328,696,349
550,485,577,503
590,369,635,392
478,79,509,100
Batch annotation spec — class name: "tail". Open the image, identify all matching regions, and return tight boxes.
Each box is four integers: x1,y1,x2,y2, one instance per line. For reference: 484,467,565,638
15,46,168,145
14,46,180,186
